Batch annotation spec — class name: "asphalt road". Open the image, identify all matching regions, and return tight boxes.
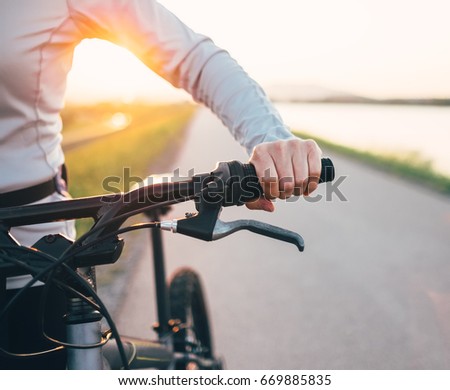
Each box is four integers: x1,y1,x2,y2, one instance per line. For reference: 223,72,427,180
113,108,450,369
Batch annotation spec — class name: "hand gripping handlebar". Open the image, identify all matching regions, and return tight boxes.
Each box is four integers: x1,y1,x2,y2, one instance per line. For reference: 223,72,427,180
161,158,335,251
0,158,335,262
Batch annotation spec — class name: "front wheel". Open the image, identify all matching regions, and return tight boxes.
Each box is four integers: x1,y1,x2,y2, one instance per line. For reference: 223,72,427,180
169,268,222,369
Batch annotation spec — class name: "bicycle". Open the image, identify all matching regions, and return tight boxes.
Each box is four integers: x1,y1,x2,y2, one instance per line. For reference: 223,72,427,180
0,159,334,370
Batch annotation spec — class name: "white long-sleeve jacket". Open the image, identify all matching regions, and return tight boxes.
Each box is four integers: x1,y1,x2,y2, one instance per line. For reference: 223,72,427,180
0,0,293,193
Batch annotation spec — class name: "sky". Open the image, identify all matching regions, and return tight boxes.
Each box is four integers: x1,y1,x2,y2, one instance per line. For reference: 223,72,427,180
65,0,450,103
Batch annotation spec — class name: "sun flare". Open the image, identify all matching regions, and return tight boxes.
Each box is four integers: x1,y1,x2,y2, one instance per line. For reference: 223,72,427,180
66,39,188,104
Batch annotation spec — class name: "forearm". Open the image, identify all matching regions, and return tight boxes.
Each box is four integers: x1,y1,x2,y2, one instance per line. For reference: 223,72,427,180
179,47,295,154
69,0,293,154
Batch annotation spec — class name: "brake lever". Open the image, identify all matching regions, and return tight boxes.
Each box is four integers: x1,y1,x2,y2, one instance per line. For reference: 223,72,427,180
159,176,305,251
212,219,304,252
161,213,305,252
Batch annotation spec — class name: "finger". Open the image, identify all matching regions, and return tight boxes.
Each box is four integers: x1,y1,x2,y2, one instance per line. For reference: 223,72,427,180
273,146,295,199
304,141,322,196
304,175,319,196
245,198,275,212
265,178,279,200
292,149,309,197
250,151,279,199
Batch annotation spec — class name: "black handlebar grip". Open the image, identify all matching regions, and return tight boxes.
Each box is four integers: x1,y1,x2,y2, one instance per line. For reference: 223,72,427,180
224,157,335,205
319,157,335,183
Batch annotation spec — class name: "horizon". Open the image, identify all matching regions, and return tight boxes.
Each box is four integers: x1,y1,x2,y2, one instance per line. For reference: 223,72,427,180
65,0,450,104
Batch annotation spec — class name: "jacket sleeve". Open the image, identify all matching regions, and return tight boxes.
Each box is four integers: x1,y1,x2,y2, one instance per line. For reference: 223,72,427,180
68,0,294,154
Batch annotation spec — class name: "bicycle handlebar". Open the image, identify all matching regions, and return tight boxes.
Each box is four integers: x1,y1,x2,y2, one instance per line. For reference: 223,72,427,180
0,158,334,228
0,158,335,255
218,157,334,205
190,157,335,208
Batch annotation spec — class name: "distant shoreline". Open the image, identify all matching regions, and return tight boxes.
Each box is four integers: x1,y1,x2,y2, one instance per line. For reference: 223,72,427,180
272,98,450,107
293,130,450,197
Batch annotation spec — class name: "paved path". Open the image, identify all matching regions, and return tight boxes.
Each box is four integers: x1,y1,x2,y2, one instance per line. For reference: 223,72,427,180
114,108,450,369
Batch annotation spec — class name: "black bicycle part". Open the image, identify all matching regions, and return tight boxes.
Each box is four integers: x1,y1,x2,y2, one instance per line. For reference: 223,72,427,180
145,208,171,339
175,158,334,243
0,283,67,369
169,268,220,369
201,157,335,206
0,233,136,369
102,336,172,369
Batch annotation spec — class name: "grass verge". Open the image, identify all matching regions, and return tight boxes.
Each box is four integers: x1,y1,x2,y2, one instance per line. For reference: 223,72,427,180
294,130,450,196
62,102,196,234
63,102,196,196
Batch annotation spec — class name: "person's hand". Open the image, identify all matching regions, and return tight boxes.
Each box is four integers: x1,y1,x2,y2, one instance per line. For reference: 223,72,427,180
246,138,322,212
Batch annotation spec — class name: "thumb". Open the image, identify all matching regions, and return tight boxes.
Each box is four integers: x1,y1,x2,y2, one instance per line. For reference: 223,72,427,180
245,198,275,212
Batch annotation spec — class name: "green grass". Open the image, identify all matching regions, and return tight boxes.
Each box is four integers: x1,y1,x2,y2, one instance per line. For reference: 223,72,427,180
63,102,195,197
62,102,196,234
294,130,450,196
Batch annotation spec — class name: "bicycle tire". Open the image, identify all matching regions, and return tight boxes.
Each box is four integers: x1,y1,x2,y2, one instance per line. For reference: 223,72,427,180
169,268,222,369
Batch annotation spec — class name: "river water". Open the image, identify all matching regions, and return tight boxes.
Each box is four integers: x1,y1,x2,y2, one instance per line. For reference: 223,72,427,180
276,103,450,176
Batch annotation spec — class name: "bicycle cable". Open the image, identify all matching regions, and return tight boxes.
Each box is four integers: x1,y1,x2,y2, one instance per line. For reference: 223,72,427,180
39,269,113,350
0,247,120,361
0,251,66,358
63,194,196,258
0,220,165,367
